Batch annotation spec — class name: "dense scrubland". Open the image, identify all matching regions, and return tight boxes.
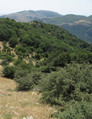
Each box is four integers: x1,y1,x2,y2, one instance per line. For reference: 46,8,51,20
0,18,92,119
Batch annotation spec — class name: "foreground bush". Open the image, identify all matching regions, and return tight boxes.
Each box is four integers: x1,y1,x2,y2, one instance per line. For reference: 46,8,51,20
39,63,92,104
38,63,92,119
52,101,92,119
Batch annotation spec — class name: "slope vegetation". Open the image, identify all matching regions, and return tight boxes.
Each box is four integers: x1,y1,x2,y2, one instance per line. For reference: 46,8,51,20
0,18,92,72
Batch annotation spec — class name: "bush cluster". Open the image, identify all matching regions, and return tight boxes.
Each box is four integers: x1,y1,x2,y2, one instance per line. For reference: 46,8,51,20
38,63,92,118
52,101,92,119
14,71,42,91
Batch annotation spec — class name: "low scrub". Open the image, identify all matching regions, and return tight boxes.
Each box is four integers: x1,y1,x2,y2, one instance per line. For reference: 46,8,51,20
52,101,92,119
14,71,42,91
39,63,92,104
38,63,92,118
3,66,15,79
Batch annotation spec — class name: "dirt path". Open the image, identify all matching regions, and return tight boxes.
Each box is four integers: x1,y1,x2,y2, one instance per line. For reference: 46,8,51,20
0,77,56,119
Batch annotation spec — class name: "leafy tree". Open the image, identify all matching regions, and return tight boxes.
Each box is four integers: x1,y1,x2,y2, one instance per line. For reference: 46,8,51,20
9,35,18,48
15,46,27,57
0,24,11,41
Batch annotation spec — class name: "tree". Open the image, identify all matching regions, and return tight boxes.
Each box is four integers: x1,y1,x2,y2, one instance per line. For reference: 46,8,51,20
9,36,18,48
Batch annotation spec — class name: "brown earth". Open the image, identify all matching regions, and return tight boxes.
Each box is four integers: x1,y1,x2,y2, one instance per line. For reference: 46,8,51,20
0,77,56,119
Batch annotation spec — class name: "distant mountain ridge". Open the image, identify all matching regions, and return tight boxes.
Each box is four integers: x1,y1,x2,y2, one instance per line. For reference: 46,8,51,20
42,14,92,43
0,10,92,42
1,10,62,22
42,14,92,25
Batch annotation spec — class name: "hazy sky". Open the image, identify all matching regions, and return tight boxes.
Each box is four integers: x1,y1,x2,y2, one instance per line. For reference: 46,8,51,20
0,0,92,16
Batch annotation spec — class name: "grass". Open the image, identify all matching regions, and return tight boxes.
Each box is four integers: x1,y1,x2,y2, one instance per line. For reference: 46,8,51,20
2,113,13,119
0,77,56,119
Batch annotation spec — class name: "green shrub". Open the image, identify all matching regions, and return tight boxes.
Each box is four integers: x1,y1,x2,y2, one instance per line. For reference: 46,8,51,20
53,101,92,119
9,36,18,48
15,75,33,91
1,59,10,66
1,54,13,66
3,66,15,79
14,67,28,79
14,60,32,72
15,46,27,57
14,71,42,91
39,63,92,104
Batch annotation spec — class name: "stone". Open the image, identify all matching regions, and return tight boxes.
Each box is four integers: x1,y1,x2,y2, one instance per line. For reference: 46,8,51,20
23,116,33,119
27,116,33,119
22,118,26,119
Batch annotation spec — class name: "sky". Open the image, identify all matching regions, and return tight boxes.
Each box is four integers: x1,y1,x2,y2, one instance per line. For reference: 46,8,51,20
0,0,92,16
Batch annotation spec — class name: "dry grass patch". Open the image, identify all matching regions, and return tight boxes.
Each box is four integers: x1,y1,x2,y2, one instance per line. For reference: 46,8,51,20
0,77,56,119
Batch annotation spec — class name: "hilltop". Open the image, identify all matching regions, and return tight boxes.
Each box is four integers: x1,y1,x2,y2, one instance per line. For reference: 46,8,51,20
1,10,61,22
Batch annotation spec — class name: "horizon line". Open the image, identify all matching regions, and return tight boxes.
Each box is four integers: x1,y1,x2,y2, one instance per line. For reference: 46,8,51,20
0,9,91,17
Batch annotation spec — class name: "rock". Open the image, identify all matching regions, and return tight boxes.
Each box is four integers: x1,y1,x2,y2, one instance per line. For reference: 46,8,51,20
23,116,33,119
23,118,26,119
27,116,33,119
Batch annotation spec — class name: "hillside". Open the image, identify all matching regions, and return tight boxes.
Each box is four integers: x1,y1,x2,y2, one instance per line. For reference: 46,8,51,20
42,14,92,25
0,18,92,119
42,14,92,42
0,18,92,68
62,23,92,43
1,10,61,22
0,18,92,71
